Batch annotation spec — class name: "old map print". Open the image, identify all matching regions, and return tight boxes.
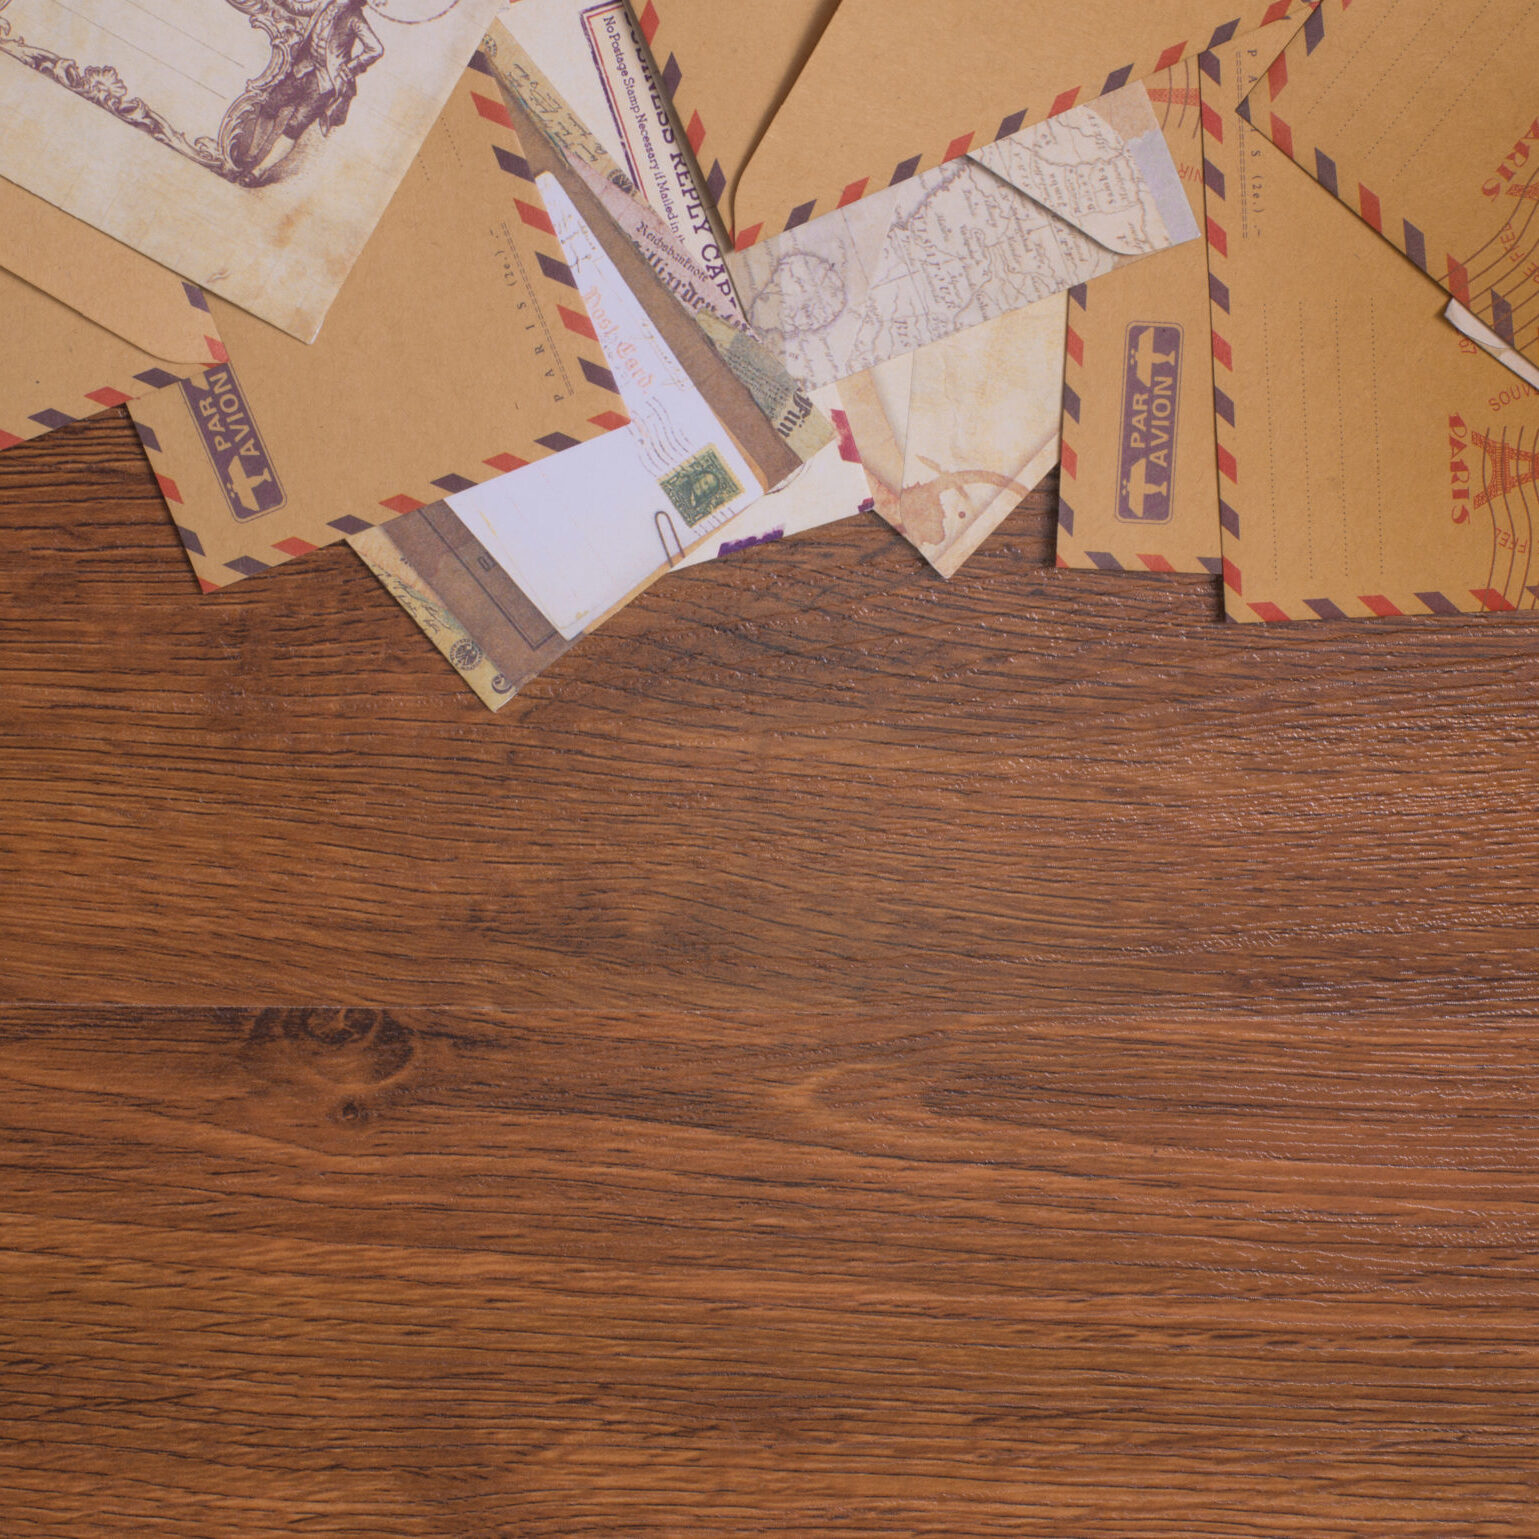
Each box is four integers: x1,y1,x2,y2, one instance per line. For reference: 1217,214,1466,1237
725,82,1193,391
0,0,504,338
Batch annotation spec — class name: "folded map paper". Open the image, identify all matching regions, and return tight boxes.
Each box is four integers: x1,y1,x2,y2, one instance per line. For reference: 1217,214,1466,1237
0,0,504,340
725,80,1198,390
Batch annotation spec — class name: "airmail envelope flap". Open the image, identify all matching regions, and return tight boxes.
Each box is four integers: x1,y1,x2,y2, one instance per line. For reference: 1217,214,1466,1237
0,178,224,365
1243,0,1539,371
638,0,841,227
653,0,1315,244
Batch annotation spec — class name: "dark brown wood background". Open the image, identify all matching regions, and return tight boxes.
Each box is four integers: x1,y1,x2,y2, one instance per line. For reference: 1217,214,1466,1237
3,411,1538,1536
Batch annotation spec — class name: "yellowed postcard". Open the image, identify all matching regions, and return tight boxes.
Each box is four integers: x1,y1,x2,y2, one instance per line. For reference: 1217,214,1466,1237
0,0,505,339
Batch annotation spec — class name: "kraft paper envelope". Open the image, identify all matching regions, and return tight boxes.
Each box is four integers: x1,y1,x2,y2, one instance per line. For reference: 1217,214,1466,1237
640,0,1316,245
1206,29,1539,622
0,0,505,341
129,61,632,593
1245,0,1539,379
0,177,226,450
1056,60,1223,577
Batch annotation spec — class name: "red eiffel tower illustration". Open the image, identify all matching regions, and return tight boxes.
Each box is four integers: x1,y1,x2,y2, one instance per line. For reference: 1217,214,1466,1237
1470,431,1539,511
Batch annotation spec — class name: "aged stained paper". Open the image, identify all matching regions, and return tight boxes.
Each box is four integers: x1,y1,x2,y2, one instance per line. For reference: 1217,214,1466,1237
969,80,1195,255
0,0,504,340
725,82,1195,390
844,297,1066,577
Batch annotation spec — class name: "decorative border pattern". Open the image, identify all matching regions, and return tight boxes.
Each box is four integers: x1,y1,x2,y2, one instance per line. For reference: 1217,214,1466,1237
0,1,225,172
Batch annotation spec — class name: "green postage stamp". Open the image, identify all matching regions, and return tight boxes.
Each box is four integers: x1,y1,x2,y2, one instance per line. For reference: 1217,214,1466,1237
660,446,743,527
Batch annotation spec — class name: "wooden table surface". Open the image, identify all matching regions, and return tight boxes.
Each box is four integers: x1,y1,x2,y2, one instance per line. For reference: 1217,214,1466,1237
3,410,1538,1536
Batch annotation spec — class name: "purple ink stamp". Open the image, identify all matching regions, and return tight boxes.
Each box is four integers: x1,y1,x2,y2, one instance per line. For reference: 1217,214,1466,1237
1117,323,1182,525
180,367,285,521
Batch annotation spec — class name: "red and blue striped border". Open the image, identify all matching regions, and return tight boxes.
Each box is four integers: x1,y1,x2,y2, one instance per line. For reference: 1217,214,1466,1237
645,0,1315,247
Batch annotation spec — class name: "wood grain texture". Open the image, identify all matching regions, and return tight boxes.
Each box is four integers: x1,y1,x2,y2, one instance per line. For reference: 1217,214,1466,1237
3,410,1539,1534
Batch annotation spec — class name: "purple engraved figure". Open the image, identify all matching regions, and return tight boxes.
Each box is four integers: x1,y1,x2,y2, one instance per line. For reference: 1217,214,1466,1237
223,0,387,183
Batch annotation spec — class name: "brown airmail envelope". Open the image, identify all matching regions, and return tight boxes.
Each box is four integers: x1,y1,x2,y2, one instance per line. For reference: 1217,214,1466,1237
1245,0,1539,379
639,0,1317,246
127,60,633,594
1056,60,1223,578
0,178,226,451
1205,26,1539,623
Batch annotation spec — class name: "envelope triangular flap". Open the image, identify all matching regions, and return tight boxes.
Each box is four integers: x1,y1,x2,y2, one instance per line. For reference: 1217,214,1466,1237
717,0,1314,242
641,0,843,225
0,178,221,365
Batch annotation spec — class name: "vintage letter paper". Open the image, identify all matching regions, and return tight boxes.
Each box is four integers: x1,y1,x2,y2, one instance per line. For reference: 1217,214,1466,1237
845,298,1067,578
0,0,504,339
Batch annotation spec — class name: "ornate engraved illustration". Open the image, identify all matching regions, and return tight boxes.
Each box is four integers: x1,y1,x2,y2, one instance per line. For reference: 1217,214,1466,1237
0,0,462,185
